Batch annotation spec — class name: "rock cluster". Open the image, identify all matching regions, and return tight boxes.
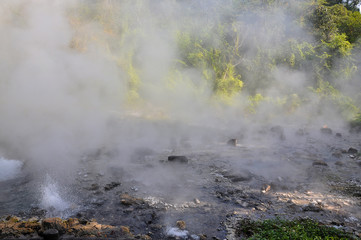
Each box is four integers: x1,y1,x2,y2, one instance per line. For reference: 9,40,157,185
0,216,146,239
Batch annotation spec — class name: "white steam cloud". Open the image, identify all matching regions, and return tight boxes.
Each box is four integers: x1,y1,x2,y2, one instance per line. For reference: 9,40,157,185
0,0,355,184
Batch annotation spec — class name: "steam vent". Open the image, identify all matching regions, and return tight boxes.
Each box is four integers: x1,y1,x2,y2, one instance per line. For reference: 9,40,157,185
1,1,361,239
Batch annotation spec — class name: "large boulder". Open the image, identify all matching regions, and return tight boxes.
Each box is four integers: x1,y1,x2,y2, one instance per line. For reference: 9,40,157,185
168,156,189,164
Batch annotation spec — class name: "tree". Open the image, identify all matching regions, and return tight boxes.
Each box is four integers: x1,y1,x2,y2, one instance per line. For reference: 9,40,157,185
325,0,360,11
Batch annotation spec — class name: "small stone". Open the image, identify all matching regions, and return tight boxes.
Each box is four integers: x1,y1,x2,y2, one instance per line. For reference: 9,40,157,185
312,160,328,166
43,229,59,240
199,234,207,240
227,139,237,146
176,220,186,230
348,147,358,154
261,185,271,193
335,133,342,137
168,156,189,164
120,194,144,206
302,204,322,212
321,127,332,134
104,182,121,191
120,226,130,234
194,198,201,204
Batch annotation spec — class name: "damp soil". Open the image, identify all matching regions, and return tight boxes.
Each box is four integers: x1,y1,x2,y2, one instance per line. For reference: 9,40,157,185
1,124,361,239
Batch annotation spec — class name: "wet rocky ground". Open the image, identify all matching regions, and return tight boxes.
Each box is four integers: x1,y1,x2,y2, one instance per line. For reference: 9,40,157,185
1,124,361,239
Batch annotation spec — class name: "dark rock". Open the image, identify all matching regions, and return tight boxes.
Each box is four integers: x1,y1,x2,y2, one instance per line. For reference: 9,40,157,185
353,192,361,197
104,182,121,191
168,156,189,164
335,133,342,137
42,218,67,235
320,127,332,134
302,204,322,212
312,160,328,167
270,126,285,140
29,207,47,217
43,229,59,240
227,139,237,146
347,147,358,154
78,218,88,225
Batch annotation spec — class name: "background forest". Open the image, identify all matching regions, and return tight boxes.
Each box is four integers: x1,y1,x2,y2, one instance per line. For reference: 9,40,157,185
67,0,361,125
4,0,361,127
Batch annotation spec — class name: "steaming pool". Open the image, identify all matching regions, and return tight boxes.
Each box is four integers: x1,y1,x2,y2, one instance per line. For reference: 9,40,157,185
0,124,361,239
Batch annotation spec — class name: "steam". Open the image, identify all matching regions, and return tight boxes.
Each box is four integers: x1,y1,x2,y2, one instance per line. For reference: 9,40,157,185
0,0,358,218
0,0,124,176
0,157,23,181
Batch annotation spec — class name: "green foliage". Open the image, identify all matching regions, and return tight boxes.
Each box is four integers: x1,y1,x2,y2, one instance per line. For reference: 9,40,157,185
236,218,355,240
67,0,361,120
325,0,361,12
350,112,361,130
275,39,316,69
324,33,352,57
176,30,243,101
312,80,359,118
247,93,266,114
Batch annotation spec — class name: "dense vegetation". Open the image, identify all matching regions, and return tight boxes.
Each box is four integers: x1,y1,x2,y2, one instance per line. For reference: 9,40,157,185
236,218,355,239
68,0,361,122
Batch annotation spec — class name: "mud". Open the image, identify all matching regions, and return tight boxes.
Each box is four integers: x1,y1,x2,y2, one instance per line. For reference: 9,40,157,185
1,124,361,239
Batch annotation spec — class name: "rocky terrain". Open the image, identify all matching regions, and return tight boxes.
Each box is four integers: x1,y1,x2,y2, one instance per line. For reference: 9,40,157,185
1,124,361,239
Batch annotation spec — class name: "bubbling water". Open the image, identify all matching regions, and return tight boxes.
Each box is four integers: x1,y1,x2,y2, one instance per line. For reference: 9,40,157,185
0,157,23,181
40,175,72,217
